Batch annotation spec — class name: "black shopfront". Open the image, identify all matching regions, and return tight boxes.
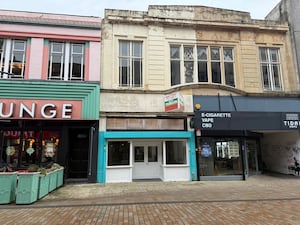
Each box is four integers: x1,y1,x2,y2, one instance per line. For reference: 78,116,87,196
193,95,300,181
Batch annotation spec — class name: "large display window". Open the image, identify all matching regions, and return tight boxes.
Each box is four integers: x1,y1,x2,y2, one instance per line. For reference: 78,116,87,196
197,138,243,176
0,130,60,170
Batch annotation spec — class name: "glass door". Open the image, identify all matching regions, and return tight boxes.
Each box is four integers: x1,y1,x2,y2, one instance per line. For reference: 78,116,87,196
132,141,162,180
246,140,260,176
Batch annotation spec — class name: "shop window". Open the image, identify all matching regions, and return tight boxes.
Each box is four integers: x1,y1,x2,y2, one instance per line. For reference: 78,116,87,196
107,141,130,166
48,42,85,81
170,45,235,87
259,47,282,91
166,141,187,164
119,40,143,88
0,130,60,170
198,138,242,176
0,39,27,79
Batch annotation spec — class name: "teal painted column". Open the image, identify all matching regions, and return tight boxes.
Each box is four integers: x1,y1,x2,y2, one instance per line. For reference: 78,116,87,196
188,131,197,181
97,132,106,183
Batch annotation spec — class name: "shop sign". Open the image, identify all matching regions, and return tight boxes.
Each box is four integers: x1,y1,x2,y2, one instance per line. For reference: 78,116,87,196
199,112,232,129
283,113,300,129
195,111,300,130
0,99,82,120
164,92,184,112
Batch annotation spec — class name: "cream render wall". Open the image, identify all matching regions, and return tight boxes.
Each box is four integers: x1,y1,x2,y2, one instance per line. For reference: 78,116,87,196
100,92,193,113
102,6,297,94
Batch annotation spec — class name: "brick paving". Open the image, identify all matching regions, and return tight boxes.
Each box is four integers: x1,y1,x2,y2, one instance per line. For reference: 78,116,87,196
1,174,300,225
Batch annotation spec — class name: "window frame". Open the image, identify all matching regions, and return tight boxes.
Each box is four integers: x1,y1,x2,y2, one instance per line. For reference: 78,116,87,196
0,39,27,79
164,140,188,165
259,47,282,91
118,40,143,88
48,41,85,81
107,140,131,167
170,44,236,87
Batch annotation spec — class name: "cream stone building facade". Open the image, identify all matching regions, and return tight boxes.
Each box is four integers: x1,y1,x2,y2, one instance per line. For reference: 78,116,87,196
98,5,299,183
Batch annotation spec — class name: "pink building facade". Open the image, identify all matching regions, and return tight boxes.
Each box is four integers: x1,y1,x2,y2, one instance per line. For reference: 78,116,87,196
0,10,101,183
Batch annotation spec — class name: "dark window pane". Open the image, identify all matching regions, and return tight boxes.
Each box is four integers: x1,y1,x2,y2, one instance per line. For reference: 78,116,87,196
273,65,281,88
148,146,158,162
108,141,130,166
133,59,142,87
171,61,180,85
198,62,208,82
166,141,186,164
261,64,270,88
119,58,129,86
134,147,144,162
211,62,221,83
52,63,63,77
224,62,235,87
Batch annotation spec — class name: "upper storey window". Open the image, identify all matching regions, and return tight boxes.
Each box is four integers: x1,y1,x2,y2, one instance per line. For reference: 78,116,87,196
0,39,26,79
48,42,85,81
119,40,143,88
259,48,282,91
170,45,235,87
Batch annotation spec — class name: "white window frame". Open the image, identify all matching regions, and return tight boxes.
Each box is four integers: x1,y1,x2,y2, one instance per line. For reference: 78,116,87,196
259,47,282,91
48,42,85,81
118,40,143,88
0,39,26,79
170,44,235,87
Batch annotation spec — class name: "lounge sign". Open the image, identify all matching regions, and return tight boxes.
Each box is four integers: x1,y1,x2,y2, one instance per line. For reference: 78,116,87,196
0,99,82,120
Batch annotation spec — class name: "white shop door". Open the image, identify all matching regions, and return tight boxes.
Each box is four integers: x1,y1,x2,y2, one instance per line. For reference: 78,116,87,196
132,142,161,180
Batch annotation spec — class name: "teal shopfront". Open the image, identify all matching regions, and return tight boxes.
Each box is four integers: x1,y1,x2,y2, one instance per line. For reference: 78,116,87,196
98,130,197,183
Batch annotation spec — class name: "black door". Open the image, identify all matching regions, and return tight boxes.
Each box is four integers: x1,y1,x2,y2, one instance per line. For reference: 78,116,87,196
68,128,89,179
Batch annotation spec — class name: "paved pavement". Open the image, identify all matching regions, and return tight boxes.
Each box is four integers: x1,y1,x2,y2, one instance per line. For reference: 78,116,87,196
1,173,300,225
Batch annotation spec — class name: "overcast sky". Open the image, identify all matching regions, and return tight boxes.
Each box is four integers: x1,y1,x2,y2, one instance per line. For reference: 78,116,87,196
1,0,281,19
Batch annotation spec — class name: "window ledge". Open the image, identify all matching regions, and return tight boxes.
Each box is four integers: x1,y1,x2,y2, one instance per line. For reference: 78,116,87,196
106,165,132,169
162,164,189,168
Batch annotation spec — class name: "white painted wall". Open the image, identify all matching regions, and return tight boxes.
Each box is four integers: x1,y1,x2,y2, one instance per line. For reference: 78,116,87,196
106,167,132,183
162,165,190,181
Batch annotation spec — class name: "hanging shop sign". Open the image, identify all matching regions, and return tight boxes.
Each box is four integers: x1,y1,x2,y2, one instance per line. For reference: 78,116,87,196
164,92,184,112
0,99,82,120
